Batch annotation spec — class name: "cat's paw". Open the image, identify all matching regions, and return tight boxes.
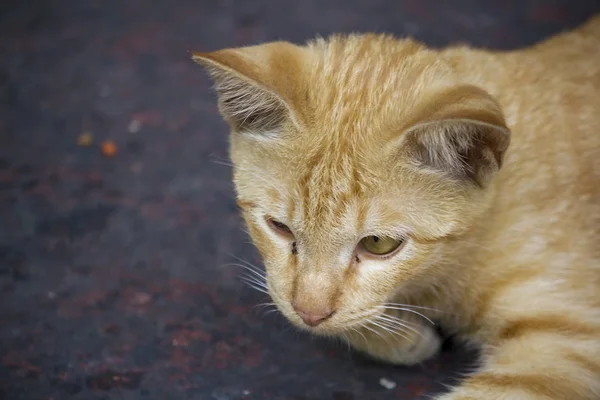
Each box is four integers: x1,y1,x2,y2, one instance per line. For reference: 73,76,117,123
377,325,441,366
345,319,442,366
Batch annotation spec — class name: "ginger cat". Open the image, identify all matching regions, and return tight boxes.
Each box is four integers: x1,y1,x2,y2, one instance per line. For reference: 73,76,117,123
194,14,600,400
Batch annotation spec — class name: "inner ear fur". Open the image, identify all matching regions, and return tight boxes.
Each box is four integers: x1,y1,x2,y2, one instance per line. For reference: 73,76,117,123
192,42,307,133
399,85,511,186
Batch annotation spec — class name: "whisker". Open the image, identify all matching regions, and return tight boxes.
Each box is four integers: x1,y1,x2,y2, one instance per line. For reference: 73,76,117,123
253,302,278,318
360,322,392,346
349,327,368,344
342,308,384,325
224,262,267,281
239,277,270,295
376,305,435,325
229,254,266,276
375,313,420,329
225,256,271,294
239,274,266,288
243,283,270,296
339,332,353,354
227,254,266,273
383,302,441,312
255,302,277,310
240,273,268,290
210,159,234,168
244,284,270,296
208,153,231,161
369,319,412,343
375,315,423,338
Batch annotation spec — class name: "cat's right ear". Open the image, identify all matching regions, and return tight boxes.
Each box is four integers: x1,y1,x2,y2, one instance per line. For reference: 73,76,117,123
192,42,306,134
393,85,511,187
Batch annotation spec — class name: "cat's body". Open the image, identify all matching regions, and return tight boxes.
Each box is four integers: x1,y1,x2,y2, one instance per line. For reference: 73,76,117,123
195,15,600,400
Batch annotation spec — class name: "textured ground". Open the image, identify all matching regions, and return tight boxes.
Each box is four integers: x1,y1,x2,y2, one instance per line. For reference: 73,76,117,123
1,1,599,399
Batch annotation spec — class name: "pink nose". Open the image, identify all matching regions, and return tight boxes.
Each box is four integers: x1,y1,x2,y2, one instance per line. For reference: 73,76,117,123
292,304,335,327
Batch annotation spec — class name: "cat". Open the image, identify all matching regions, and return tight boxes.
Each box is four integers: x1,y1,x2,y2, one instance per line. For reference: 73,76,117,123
193,14,600,400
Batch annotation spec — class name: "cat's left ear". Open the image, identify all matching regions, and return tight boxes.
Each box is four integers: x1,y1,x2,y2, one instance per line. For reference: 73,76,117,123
192,42,306,134
397,85,511,187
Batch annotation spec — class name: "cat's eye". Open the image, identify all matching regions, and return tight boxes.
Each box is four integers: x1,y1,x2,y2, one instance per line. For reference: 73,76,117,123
267,218,294,237
359,235,404,256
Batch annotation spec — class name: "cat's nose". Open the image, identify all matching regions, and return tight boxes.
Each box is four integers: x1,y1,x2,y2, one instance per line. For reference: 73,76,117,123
292,304,335,327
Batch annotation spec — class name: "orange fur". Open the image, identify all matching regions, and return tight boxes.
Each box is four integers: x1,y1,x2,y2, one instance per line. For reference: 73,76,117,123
194,14,600,399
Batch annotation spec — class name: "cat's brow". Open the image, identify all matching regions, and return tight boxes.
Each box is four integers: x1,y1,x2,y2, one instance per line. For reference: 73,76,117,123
295,149,366,236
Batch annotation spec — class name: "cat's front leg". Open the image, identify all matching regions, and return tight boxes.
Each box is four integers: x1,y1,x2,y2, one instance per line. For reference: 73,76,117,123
344,317,441,366
435,331,600,400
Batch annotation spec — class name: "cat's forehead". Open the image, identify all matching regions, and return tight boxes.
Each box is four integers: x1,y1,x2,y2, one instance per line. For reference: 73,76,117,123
230,35,458,237
286,145,381,243
304,35,446,132
279,36,450,236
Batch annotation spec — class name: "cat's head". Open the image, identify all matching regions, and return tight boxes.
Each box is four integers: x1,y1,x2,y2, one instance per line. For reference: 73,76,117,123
194,35,510,334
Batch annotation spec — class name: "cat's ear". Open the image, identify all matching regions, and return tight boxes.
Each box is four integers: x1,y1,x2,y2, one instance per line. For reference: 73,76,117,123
399,85,511,186
192,42,305,133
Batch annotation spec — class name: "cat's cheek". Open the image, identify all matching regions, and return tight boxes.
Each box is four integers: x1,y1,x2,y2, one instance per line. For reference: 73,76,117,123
357,241,438,297
244,220,271,255
241,212,284,258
